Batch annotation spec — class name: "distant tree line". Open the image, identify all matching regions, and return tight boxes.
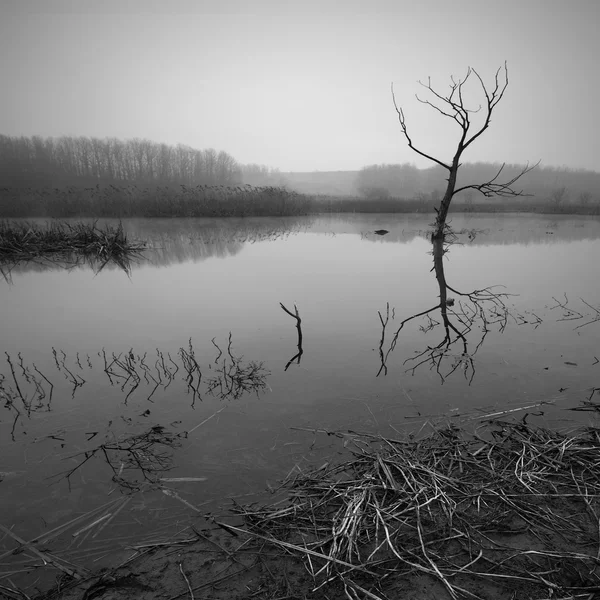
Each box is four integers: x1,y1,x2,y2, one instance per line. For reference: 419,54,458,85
240,163,288,188
0,134,246,189
356,162,600,206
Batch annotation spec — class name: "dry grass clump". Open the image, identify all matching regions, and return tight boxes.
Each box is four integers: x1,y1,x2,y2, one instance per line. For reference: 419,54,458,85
233,421,600,599
0,220,144,259
0,220,146,279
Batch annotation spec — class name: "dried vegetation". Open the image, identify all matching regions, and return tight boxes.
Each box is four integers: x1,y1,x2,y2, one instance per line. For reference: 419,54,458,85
229,421,600,599
0,220,145,278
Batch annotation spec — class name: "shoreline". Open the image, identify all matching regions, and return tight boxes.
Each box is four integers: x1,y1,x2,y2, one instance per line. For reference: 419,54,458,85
22,415,600,600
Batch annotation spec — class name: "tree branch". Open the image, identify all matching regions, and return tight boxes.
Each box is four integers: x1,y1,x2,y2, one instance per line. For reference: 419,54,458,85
453,161,540,198
391,84,451,171
461,62,509,152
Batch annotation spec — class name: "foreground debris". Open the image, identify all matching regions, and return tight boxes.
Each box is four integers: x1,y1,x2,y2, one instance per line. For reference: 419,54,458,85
233,421,600,599
8,419,600,600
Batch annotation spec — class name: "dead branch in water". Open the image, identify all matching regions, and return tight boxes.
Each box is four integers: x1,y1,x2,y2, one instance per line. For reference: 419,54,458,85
1,336,269,430
206,333,270,400
280,302,304,370
376,302,390,377
53,425,184,492
549,294,600,330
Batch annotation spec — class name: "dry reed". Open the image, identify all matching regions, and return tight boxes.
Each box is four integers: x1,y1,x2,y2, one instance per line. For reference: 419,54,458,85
231,421,600,599
0,220,145,272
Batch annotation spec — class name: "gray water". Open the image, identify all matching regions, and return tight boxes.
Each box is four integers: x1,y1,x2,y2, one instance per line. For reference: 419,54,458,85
1,213,599,591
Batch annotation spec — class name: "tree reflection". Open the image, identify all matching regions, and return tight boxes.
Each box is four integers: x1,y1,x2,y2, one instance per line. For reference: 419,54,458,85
377,233,511,382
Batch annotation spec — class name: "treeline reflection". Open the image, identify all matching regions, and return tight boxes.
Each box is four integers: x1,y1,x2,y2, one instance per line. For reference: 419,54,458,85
2,214,599,277
0,217,314,276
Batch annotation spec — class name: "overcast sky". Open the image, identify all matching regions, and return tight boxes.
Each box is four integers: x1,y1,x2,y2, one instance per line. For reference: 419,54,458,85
0,0,598,172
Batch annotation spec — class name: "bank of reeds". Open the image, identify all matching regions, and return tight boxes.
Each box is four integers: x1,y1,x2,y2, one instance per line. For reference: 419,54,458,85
0,220,144,258
231,420,600,599
0,185,313,218
2,185,599,219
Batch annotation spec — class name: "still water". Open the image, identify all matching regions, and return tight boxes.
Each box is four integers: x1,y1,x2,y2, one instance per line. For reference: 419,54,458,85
1,213,599,591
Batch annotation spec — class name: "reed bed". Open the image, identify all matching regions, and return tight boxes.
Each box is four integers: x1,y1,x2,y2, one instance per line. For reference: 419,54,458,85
0,184,313,218
3,185,598,219
231,421,600,599
0,220,145,261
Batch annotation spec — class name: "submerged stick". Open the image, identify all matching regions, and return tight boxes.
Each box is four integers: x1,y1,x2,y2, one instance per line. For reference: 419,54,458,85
0,500,123,565
0,523,89,580
161,488,210,513
0,582,31,600
72,513,112,537
187,406,226,435
5,353,26,410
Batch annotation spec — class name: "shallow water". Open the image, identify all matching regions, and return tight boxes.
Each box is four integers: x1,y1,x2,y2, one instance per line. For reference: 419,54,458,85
1,213,599,591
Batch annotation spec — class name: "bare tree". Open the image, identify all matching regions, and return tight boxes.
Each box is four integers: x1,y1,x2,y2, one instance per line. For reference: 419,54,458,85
551,186,568,209
392,63,537,239
578,191,591,206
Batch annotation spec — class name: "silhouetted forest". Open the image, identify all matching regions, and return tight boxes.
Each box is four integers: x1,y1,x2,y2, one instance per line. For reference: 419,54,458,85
0,134,247,188
1,134,599,217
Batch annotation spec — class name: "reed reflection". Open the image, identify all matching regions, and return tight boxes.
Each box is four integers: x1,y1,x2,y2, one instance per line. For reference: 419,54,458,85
0,217,313,279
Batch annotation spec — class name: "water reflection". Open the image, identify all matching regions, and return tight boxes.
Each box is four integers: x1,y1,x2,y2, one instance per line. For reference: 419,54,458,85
378,233,526,382
3,214,599,281
350,214,600,247
57,424,185,494
1,333,270,440
0,217,315,278
0,250,143,283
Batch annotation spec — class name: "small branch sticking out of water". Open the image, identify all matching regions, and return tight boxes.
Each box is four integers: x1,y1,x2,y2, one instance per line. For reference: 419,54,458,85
549,293,584,322
205,334,269,400
5,352,26,411
280,303,303,371
376,303,390,377
576,298,600,330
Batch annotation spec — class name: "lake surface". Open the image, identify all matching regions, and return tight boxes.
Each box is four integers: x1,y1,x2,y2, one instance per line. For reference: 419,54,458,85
1,213,600,593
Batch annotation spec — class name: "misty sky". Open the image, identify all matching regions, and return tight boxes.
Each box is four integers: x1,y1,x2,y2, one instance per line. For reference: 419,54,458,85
1,0,598,173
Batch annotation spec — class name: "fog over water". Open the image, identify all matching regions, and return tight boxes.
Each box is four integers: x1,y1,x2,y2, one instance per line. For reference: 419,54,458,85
1,0,598,172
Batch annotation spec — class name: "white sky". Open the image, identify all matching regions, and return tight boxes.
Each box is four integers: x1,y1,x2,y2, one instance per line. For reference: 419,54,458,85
0,0,598,172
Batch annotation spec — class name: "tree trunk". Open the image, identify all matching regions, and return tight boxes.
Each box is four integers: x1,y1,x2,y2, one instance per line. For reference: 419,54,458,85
432,237,453,340
433,163,459,240
432,237,447,307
